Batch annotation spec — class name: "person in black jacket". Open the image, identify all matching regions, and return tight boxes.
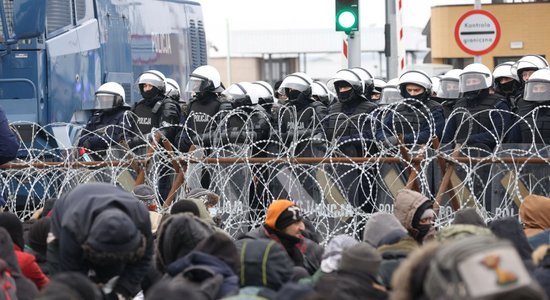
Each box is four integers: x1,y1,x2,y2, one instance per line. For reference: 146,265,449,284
376,69,445,148
126,70,181,201
0,105,18,207
441,63,512,152
325,68,379,213
513,69,550,145
47,183,153,300
127,70,181,149
178,65,225,190
77,82,131,160
271,72,327,202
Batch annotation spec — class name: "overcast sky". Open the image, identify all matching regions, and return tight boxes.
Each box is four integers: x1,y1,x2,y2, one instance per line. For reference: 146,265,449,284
198,0,490,53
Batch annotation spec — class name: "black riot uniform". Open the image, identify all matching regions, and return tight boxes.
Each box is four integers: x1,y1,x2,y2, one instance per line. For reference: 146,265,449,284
78,106,130,158
128,94,181,148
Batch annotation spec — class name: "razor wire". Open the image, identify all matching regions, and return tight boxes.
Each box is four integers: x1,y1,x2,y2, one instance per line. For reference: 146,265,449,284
2,103,550,240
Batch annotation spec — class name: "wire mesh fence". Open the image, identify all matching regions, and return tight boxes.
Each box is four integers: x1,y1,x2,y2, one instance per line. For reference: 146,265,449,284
2,103,550,240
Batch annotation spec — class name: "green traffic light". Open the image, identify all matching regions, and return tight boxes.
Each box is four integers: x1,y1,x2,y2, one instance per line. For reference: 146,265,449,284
335,0,358,32
337,10,357,29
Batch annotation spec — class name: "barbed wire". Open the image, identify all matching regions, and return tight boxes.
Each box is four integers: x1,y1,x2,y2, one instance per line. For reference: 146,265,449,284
2,104,550,240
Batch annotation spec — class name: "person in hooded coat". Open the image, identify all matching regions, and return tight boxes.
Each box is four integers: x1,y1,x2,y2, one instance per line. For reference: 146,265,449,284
48,183,153,300
300,234,359,286
452,207,486,227
393,189,436,245
0,211,49,289
226,239,294,299
520,194,550,238
160,232,240,299
363,212,408,248
362,212,412,289
0,227,38,300
314,242,388,300
155,212,216,273
489,217,536,272
534,244,550,299
27,216,51,275
36,272,103,300
390,241,442,300
240,200,321,275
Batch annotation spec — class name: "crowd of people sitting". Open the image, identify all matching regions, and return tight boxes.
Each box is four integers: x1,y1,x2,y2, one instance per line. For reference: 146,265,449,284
1,182,550,299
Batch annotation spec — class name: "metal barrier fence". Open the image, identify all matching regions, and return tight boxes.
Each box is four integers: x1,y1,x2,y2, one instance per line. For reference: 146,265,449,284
2,104,549,240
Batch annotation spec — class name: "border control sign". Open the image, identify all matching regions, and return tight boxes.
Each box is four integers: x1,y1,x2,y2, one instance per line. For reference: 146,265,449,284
454,9,501,56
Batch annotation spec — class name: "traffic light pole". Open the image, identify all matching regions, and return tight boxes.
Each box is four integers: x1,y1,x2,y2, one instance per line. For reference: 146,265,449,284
385,0,398,80
347,31,361,68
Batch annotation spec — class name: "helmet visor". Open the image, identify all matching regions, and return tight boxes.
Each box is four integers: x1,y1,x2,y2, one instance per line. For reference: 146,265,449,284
459,73,490,93
186,75,213,93
524,80,550,102
438,79,460,99
380,88,403,105
94,93,118,110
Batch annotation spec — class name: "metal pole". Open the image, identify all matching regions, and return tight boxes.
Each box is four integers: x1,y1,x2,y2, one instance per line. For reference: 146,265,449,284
474,0,482,63
226,19,232,85
347,31,361,68
385,0,398,80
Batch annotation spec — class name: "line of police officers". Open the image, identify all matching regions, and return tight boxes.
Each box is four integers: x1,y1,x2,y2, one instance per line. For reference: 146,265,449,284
76,54,550,211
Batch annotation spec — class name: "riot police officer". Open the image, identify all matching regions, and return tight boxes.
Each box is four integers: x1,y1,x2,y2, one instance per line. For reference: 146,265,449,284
437,69,462,118
165,78,181,103
513,55,549,87
441,63,511,152
312,80,334,107
78,82,131,159
218,82,270,146
379,78,403,106
218,82,270,226
277,72,327,157
325,68,379,212
179,65,224,190
128,70,181,202
493,62,521,112
179,65,224,151
372,78,386,102
376,70,444,147
272,72,327,202
516,69,550,144
128,70,181,149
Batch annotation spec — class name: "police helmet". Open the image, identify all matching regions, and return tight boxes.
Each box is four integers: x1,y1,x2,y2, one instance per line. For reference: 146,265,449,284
438,69,462,99
493,62,517,82
186,65,223,93
328,68,365,95
373,79,386,94
398,70,432,91
94,82,125,110
398,70,432,99
459,63,493,94
252,81,275,104
138,70,166,93
221,82,260,106
165,78,181,101
351,67,375,96
512,55,549,82
277,72,313,99
380,78,403,105
312,80,334,105
524,69,550,102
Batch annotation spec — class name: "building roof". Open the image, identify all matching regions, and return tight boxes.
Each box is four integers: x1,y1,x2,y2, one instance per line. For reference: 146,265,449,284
225,26,428,56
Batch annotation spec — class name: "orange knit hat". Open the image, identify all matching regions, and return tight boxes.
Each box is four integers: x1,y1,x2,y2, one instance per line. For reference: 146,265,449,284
265,199,296,229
